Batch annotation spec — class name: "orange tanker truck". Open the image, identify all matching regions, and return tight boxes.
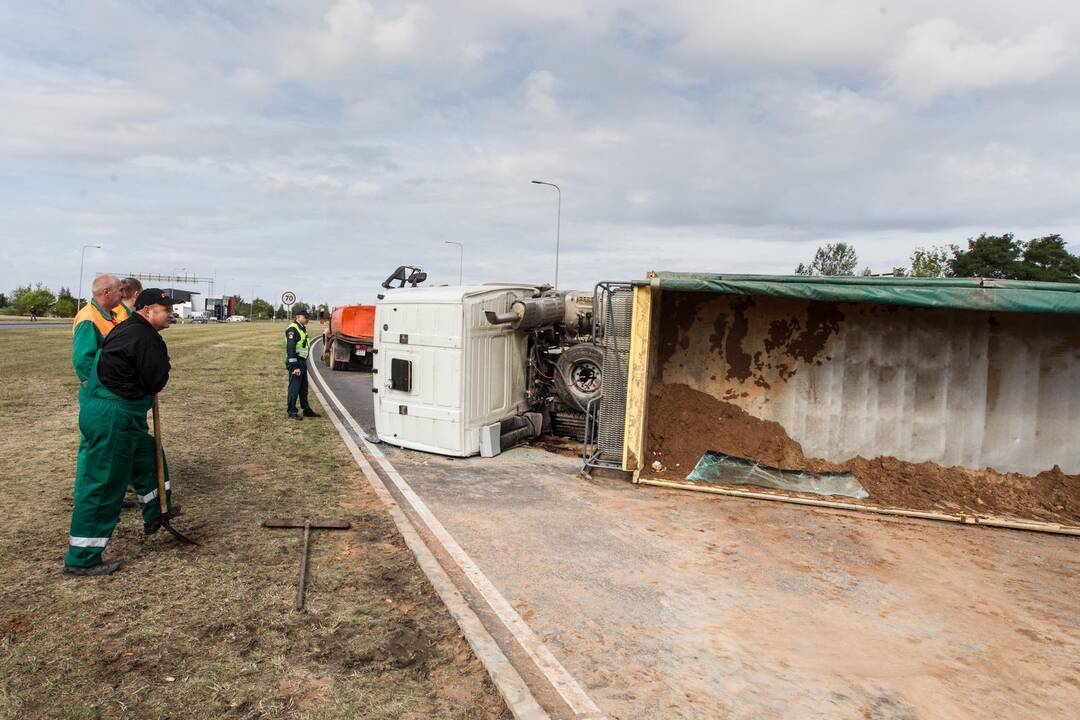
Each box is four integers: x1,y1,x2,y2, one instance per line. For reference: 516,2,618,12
322,304,376,371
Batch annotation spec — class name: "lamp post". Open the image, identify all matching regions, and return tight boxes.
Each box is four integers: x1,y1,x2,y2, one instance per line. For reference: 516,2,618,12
444,241,464,285
531,180,561,288
78,244,103,309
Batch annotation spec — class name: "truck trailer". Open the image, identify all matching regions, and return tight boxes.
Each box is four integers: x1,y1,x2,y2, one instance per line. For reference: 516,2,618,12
322,304,376,371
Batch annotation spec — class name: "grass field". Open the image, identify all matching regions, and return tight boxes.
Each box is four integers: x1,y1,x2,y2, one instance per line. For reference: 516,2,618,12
0,323,508,720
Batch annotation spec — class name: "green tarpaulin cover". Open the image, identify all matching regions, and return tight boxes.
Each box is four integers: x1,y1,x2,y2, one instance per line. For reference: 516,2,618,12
653,272,1080,315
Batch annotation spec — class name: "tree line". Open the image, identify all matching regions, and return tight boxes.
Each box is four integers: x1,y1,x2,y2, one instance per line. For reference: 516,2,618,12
0,285,79,317
0,285,318,319
794,233,1080,281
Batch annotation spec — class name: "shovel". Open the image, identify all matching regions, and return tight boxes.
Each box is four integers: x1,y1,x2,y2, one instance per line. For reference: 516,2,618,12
152,397,200,546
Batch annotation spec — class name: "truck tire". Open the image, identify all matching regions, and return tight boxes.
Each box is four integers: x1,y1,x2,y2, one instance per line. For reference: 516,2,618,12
555,343,603,413
328,339,346,371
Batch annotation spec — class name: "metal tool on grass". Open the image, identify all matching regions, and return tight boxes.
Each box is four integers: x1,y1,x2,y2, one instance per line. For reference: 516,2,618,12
263,518,351,610
152,397,200,546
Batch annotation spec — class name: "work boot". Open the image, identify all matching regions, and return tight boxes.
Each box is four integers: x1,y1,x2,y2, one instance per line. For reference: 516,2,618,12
121,499,137,509
144,504,184,535
62,560,122,577
302,410,320,417
288,414,302,421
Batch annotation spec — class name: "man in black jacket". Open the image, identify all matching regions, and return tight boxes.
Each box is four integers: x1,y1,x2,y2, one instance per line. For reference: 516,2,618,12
63,289,182,577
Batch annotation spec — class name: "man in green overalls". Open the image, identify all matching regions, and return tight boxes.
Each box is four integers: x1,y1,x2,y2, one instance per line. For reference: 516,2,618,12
285,309,319,420
64,289,181,577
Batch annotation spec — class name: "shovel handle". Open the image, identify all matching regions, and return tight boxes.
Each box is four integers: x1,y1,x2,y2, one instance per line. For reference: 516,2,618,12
296,519,311,610
152,397,167,515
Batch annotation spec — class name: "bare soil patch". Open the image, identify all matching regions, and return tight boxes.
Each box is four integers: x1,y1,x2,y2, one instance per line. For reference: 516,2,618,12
647,382,1080,524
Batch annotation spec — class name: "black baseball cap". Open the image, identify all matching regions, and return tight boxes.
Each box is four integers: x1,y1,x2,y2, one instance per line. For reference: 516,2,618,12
135,288,179,310
294,308,309,317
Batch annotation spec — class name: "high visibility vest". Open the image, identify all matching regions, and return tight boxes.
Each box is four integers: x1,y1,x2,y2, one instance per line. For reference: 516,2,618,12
72,300,118,338
289,322,310,359
114,302,133,323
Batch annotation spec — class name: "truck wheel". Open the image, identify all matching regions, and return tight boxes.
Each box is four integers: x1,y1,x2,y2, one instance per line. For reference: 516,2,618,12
555,343,603,413
328,339,342,370
332,340,351,371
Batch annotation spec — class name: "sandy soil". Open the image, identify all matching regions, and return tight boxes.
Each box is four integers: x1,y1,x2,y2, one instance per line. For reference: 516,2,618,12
647,382,1080,524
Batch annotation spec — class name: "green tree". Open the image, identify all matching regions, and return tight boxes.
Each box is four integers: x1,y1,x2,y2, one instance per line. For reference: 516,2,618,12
795,243,859,276
1018,234,1080,282
948,234,1023,279
13,284,57,315
0,292,7,308
948,233,1080,282
53,287,78,317
251,298,273,319
909,246,952,278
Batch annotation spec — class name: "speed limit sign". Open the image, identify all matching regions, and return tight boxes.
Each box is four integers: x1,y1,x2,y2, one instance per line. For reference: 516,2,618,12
281,291,296,306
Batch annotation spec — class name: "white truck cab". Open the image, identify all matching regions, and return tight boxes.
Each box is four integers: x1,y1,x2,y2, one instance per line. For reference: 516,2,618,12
373,285,535,456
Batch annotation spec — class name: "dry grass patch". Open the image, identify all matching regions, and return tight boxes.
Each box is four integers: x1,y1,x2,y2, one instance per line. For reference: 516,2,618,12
0,323,508,720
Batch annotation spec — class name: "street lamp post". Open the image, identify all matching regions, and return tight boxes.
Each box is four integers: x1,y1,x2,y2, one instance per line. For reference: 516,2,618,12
531,180,561,288
78,244,103,309
444,241,464,285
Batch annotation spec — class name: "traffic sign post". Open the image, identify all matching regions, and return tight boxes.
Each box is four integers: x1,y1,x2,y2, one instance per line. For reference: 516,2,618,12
281,290,296,319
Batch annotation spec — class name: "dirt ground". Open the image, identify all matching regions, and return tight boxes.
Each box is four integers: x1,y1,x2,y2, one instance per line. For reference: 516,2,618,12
0,323,508,719
363,440,1080,719
647,382,1080,524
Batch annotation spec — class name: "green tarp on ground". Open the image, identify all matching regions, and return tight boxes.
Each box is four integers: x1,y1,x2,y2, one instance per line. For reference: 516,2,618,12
652,272,1080,315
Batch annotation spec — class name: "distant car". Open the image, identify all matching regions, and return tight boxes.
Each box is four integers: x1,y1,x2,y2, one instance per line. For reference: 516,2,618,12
191,315,209,324
226,315,248,322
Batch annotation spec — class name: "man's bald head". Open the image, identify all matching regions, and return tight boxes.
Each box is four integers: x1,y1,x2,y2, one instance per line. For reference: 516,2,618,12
91,274,121,309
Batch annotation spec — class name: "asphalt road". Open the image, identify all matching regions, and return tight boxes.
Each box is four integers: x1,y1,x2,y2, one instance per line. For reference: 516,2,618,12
0,321,68,329
311,354,375,434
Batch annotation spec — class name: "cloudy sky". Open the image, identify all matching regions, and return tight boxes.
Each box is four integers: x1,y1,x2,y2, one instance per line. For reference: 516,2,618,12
3,1,1079,306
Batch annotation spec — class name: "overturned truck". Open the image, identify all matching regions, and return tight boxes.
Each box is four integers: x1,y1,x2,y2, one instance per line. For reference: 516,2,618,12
613,273,1080,530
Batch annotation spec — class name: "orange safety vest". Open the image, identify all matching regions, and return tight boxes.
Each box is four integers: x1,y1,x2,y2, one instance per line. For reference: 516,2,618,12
114,302,133,323
72,300,119,338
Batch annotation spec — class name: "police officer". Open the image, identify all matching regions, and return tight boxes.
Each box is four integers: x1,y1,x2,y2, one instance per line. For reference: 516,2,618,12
63,289,181,577
286,309,319,420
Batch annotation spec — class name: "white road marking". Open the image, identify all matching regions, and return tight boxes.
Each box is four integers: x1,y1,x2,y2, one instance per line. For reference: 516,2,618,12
309,341,607,719
309,375,549,720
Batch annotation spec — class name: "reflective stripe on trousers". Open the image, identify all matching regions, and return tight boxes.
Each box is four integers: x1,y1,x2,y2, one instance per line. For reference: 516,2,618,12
137,481,171,504
68,536,110,548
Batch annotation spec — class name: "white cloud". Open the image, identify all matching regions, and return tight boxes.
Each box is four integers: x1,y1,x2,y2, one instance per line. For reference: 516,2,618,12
371,3,426,56
887,18,1072,102
664,0,894,71
524,69,558,116
3,1,1080,303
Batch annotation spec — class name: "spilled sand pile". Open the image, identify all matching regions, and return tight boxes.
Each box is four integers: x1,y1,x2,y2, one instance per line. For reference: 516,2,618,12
647,383,1080,525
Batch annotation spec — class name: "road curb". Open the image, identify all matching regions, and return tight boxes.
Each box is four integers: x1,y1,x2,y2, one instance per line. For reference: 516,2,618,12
309,339,551,720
